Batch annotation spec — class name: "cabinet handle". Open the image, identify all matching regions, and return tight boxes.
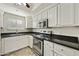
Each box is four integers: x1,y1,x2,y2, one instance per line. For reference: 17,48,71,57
61,49,63,51
1,27,3,29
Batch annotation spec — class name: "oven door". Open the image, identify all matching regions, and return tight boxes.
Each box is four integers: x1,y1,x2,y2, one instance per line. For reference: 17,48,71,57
33,37,43,55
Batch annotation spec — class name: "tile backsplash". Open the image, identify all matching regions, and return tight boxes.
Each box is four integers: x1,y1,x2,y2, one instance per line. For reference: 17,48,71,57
33,27,79,37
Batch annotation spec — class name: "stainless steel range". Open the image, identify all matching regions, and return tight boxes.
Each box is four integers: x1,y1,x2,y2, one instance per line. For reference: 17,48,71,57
33,37,43,55
32,34,44,56
32,31,52,56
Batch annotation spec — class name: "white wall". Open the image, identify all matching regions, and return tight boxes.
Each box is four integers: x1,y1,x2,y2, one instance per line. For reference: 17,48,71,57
0,3,33,32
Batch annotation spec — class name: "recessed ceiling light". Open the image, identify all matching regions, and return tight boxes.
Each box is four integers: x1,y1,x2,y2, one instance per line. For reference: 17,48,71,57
15,3,31,8
15,3,23,5
18,3,23,5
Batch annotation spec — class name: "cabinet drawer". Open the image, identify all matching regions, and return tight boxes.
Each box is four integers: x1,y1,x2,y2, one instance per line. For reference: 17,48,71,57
54,51,62,56
44,40,53,48
44,40,54,56
73,49,79,56
54,43,74,56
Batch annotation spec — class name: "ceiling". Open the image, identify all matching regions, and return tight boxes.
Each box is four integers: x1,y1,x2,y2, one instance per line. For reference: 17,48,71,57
2,3,42,12
0,3,57,16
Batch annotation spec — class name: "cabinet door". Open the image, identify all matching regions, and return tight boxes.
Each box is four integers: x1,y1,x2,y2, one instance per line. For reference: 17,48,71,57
37,14,42,28
42,10,48,20
54,52,62,56
1,38,5,54
16,35,29,49
58,3,74,26
73,50,79,56
33,15,38,28
3,37,18,54
0,9,4,28
54,43,74,56
75,4,79,25
2,35,29,54
38,13,42,21
44,40,54,56
48,6,57,27
27,35,33,48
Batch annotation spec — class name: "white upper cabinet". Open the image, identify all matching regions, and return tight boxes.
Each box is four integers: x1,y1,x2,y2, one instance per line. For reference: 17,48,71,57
37,14,42,28
0,9,4,28
74,4,79,25
48,6,57,27
58,3,75,26
32,3,76,28
38,13,42,21
42,10,48,20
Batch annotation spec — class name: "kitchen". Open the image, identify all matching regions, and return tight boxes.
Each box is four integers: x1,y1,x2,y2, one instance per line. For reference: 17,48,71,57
0,3,79,56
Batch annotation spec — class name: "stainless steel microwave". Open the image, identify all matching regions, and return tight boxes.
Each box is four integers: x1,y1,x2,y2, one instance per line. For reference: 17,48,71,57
43,19,48,28
38,19,48,28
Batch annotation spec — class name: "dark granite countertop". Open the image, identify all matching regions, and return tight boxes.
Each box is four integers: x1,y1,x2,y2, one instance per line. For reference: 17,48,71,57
1,32,33,38
1,32,79,50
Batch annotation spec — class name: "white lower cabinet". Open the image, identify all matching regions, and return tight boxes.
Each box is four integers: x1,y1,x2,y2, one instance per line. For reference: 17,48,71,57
44,40,79,56
54,53,59,56
54,51,62,56
54,43,74,56
2,37,18,54
15,35,29,50
73,50,79,56
1,35,33,55
44,40,54,56
27,35,33,48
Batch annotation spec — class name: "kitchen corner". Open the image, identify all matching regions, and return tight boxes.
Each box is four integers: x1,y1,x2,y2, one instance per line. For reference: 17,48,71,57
0,3,79,56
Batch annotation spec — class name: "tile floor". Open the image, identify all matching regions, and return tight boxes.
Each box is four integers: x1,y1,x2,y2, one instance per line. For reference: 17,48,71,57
5,47,36,56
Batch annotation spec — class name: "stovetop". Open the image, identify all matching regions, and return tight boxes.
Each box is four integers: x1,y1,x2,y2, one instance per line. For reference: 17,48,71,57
32,33,51,41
